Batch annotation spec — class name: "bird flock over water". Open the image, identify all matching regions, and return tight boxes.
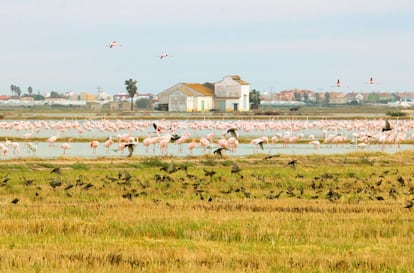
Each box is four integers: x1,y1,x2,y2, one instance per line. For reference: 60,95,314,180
0,118,413,158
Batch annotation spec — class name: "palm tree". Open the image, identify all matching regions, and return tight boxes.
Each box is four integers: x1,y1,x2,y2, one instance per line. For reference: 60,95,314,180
10,84,16,96
249,89,261,110
124,79,138,111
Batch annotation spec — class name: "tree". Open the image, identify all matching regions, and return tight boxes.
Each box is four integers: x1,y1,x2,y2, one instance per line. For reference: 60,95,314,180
324,92,330,105
15,86,22,97
135,98,153,109
49,91,63,98
125,79,138,111
249,89,261,110
10,84,17,96
303,92,309,103
315,93,321,105
28,86,33,96
294,92,302,101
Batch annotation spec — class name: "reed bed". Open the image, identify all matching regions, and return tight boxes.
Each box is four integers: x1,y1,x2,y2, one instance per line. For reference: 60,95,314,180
1,152,414,272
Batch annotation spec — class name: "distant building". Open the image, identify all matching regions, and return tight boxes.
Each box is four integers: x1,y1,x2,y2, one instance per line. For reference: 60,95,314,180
79,92,97,101
102,101,131,111
0,95,11,101
113,93,131,102
157,83,214,112
19,96,34,102
214,75,250,112
157,75,250,112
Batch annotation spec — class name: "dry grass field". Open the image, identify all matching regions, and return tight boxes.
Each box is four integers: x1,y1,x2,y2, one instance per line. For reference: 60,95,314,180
1,152,414,272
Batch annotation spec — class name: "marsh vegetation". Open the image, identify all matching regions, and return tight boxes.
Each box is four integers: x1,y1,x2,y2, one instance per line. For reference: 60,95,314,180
1,152,414,272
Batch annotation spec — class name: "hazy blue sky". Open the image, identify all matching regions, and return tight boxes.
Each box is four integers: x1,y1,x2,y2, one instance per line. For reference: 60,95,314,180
2,0,413,95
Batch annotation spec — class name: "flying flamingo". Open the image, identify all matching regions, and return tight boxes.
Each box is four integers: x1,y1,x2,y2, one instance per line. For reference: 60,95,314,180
160,53,173,59
106,41,122,48
336,79,341,87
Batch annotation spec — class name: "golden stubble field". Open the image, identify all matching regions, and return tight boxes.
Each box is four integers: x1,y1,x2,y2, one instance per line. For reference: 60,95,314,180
1,152,414,272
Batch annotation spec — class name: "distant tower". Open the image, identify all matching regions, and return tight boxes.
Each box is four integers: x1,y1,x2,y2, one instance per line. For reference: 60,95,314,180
97,86,104,100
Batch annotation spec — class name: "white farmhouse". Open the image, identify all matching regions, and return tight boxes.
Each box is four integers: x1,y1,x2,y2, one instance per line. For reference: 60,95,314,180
214,75,250,112
157,83,214,112
157,75,250,112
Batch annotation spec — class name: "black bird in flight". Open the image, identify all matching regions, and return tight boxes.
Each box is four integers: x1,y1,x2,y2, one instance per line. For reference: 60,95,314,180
382,120,392,132
170,134,181,142
257,140,264,151
125,143,135,157
226,128,238,139
214,147,229,158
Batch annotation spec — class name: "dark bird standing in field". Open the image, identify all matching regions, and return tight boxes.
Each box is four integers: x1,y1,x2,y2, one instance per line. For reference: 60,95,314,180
50,179,62,188
404,200,413,209
11,197,19,204
203,169,216,178
64,182,74,191
264,154,279,160
231,163,241,175
287,159,298,169
51,167,61,175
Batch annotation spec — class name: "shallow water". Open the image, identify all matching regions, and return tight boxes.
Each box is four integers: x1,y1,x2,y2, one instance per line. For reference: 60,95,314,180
5,141,413,160
1,119,413,159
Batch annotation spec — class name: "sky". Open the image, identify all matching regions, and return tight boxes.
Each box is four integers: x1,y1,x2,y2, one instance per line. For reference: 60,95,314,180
1,0,414,96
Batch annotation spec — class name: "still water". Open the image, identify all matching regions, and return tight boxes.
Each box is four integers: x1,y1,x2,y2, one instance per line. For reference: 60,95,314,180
7,141,414,160
0,119,413,159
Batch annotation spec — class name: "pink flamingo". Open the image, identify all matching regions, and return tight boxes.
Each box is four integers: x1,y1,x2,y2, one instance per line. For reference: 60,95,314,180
2,146,8,157
104,137,114,153
142,136,152,153
227,137,239,152
174,132,190,153
216,136,229,149
187,138,198,155
61,142,71,155
159,138,170,155
7,141,20,156
46,133,60,147
90,140,99,154
199,137,210,152
309,140,320,149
